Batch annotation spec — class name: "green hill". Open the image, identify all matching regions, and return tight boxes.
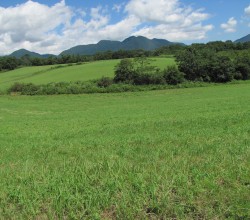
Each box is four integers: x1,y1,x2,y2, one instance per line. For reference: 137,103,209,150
0,57,175,91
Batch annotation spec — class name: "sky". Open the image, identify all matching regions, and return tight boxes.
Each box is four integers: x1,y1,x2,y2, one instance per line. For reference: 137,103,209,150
0,0,250,55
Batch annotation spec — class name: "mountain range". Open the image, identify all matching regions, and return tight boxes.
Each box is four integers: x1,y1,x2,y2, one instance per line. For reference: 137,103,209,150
8,34,250,58
60,36,183,56
9,36,183,58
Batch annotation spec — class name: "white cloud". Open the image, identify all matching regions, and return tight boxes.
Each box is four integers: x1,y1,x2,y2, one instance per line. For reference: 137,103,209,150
0,0,72,54
0,0,213,55
245,5,250,16
133,24,213,41
126,0,212,41
221,17,237,33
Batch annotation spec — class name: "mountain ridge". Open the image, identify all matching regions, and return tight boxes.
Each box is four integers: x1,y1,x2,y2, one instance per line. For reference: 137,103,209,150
8,34,250,58
9,36,183,58
60,36,184,55
9,49,55,58
234,34,250,43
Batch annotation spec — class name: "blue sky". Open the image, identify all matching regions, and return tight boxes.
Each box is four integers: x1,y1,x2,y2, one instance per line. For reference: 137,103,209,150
0,0,250,55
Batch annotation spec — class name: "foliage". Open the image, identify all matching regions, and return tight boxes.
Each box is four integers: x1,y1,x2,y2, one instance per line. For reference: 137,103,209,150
176,45,250,83
114,58,136,83
114,57,171,85
0,56,19,70
163,65,185,85
7,79,250,96
97,77,113,88
234,51,250,80
0,58,175,91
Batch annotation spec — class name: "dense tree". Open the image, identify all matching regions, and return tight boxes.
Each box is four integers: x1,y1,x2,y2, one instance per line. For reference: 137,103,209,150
234,51,250,80
2,40,250,76
0,56,19,70
163,65,185,85
176,45,248,83
114,59,135,83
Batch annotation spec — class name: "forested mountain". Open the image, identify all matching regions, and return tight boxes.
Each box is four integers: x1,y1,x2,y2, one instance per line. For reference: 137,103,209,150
235,34,250,43
60,36,183,55
10,49,55,58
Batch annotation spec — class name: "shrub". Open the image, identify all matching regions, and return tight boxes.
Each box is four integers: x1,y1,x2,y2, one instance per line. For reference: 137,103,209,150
114,58,135,83
163,65,185,85
21,83,40,95
209,56,235,83
148,73,166,85
8,82,24,93
97,77,113,88
8,82,40,95
235,63,250,80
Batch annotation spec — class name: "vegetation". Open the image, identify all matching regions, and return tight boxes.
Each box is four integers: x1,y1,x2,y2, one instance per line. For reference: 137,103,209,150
1,83,249,219
4,49,250,95
0,57,175,92
7,80,223,96
0,47,177,72
1,38,250,219
176,46,250,83
2,40,250,72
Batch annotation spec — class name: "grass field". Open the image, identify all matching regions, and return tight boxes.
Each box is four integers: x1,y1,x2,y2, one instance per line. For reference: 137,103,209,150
0,57,175,91
0,83,249,219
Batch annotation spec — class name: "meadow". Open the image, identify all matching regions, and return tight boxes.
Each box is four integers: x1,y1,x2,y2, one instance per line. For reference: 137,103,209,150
0,83,249,219
0,57,175,91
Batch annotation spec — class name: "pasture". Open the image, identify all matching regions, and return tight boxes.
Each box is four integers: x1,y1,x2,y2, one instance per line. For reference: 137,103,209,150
0,57,175,91
0,83,249,219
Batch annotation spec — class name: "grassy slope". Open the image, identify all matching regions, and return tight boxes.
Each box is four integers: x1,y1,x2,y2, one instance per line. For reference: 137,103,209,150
0,83,249,219
0,57,175,91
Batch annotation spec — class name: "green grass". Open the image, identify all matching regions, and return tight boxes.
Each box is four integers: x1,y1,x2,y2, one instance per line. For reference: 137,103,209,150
0,83,249,219
0,57,175,91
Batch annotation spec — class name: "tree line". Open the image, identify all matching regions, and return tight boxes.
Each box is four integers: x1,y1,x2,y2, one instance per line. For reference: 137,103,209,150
112,41,250,85
2,40,250,74
0,48,168,71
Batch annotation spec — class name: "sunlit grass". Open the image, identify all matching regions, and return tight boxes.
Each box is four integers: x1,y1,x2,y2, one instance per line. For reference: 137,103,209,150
0,83,249,219
0,57,175,91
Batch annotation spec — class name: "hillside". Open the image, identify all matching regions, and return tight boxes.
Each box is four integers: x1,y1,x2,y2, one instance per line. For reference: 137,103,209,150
234,34,250,43
0,57,175,91
9,49,55,58
60,36,183,55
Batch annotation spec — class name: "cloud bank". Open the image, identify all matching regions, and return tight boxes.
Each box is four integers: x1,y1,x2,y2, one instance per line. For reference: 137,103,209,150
0,0,213,55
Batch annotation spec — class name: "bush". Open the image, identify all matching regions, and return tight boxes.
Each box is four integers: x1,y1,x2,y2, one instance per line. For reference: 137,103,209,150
235,63,250,80
21,83,40,95
209,56,235,83
114,58,135,83
8,82,40,95
114,57,165,85
148,73,166,85
97,77,113,87
8,82,24,93
163,66,185,85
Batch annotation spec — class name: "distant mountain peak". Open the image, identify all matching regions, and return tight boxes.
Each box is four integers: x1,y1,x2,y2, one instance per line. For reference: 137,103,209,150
8,36,184,57
9,49,55,58
235,34,250,43
61,36,183,55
